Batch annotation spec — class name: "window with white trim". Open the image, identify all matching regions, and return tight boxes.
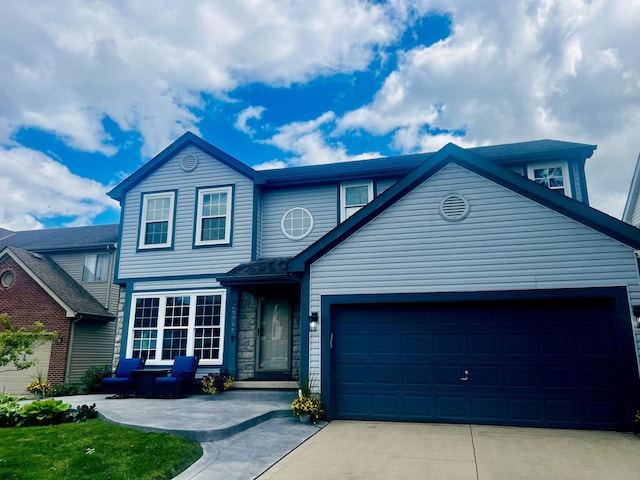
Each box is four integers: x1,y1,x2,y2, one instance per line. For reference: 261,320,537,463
139,192,175,249
83,254,110,282
527,162,571,196
340,181,373,222
127,290,225,365
195,186,232,246
281,207,314,240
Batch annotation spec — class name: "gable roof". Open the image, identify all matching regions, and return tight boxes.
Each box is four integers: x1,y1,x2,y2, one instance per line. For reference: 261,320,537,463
1,247,114,319
0,224,118,252
288,143,640,273
0,227,14,240
622,151,640,225
108,131,266,201
261,139,596,188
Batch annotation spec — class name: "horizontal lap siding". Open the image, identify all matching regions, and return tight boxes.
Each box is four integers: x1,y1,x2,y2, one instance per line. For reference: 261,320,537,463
118,146,254,279
261,185,337,258
50,251,118,312
67,321,116,382
308,163,640,383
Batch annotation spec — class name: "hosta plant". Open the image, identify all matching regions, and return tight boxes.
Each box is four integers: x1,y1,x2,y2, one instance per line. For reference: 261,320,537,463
18,399,72,426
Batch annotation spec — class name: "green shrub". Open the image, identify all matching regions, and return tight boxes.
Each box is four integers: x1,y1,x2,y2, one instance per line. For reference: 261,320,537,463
49,382,83,397
80,365,111,393
73,403,98,422
18,399,72,427
0,394,24,428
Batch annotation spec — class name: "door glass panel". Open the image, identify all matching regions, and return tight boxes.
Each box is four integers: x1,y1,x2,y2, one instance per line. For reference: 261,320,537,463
258,299,291,371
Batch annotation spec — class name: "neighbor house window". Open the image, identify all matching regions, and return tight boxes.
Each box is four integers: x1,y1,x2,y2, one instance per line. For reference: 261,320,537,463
83,254,110,282
527,163,571,196
340,181,373,222
195,186,232,246
139,191,175,249
128,290,225,365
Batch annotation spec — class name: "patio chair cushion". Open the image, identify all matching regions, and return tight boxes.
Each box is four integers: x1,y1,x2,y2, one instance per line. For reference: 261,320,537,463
101,357,145,396
153,356,199,397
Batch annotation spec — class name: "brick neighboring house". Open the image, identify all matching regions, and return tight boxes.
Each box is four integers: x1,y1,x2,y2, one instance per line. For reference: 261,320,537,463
0,225,119,393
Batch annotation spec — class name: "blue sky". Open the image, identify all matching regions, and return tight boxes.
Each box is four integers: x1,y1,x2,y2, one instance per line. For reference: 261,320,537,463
1,1,639,230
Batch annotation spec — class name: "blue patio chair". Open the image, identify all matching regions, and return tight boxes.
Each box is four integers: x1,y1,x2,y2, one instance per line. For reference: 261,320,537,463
100,357,145,398
153,356,199,397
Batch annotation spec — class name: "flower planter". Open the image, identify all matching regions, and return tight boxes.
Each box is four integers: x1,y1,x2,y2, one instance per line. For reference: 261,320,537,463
299,414,311,424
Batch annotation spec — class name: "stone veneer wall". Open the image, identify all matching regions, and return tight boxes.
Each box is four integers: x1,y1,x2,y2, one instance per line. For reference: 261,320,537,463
111,288,126,370
236,291,301,381
237,292,258,380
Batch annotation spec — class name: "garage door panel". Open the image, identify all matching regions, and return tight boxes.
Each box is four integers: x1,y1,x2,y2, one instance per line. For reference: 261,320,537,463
434,335,464,354
332,296,627,429
503,334,535,355
468,335,498,355
471,397,503,420
507,398,540,421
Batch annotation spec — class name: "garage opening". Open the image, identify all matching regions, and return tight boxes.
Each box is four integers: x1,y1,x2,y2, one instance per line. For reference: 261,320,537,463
329,292,638,430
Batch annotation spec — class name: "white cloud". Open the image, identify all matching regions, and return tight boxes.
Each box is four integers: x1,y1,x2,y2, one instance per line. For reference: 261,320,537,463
263,112,381,166
0,0,402,157
333,0,640,217
235,106,266,135
0,147,118,230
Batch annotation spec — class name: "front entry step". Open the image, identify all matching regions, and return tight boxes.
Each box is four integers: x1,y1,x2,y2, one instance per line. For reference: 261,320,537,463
234,380,299,390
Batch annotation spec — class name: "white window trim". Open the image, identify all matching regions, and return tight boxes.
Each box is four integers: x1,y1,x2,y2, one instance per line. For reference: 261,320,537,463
527,162,572,197
126,289,226,366
138,191,175,249
281,207,314,240
340,181,374,222
82,253,110,282
195,186,233,246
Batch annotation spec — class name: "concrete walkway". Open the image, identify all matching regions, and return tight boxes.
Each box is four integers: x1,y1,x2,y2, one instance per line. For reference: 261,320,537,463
258,421,640,480
55,391,324,480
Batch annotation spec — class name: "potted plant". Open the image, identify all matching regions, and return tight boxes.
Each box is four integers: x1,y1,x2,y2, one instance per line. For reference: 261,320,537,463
201,369,234,394
26,374,51,399
291,387,323,424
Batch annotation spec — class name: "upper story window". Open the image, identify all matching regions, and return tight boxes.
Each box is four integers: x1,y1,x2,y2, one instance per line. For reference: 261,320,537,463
340,181,373,222
527,162,571,196
83,254,109,282
195,186,233,246
281,207,314,240
139,191,175,249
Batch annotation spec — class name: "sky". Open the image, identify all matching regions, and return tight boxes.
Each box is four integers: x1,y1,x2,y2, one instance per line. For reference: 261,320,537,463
1,0,639,230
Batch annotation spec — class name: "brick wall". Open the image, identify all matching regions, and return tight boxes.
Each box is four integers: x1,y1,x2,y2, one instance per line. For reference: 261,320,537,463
0,257,71,385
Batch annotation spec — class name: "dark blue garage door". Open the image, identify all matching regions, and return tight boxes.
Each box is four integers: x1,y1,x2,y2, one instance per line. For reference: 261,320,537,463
332,297,628,429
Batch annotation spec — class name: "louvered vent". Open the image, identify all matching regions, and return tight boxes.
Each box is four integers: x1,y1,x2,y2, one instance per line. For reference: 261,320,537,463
439,194,470,221
181,154,198,172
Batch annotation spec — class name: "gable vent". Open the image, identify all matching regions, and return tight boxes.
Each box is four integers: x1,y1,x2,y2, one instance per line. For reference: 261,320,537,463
439,194,470,222
181,154,198,172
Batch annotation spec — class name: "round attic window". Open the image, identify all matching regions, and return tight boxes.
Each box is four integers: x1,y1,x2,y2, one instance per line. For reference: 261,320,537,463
181,154,198,172
439,194,470,222
281,207,314,240
1,270,15,288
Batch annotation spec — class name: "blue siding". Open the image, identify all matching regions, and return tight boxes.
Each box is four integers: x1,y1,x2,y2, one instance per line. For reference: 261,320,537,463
117,146,255,279
306,163,640,385
260,185,338,258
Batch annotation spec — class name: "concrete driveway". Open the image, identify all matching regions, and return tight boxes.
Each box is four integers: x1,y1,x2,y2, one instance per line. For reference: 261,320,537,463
258,421,640,480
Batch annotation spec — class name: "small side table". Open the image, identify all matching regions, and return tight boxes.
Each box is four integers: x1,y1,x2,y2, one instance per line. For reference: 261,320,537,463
132,369,169,397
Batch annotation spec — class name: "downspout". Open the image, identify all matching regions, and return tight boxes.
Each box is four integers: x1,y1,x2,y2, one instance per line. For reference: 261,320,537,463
64,314,84,383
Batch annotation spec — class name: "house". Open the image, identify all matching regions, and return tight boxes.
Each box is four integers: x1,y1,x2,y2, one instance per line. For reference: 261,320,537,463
0,225,119,393
109,132,640,430
622,151,640,227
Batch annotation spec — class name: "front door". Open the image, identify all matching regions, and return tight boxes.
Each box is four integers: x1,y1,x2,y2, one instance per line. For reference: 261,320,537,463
256,298,291,373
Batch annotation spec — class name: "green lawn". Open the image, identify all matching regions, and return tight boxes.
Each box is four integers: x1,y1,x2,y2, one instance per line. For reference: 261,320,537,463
0,419,202,480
